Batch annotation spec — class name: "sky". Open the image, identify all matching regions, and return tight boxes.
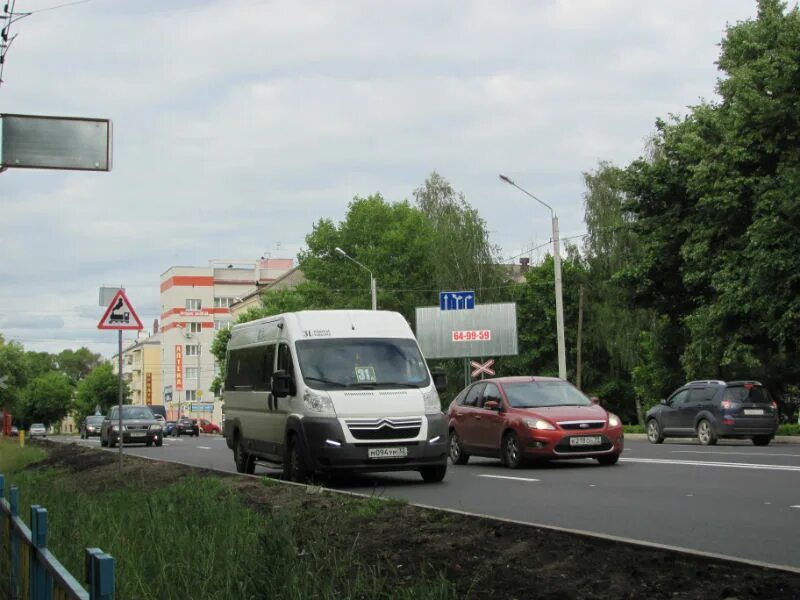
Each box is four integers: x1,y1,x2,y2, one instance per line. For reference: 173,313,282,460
0,0,762,357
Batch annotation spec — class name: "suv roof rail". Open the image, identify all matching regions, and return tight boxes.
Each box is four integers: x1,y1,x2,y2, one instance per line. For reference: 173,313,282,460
686,380,726,386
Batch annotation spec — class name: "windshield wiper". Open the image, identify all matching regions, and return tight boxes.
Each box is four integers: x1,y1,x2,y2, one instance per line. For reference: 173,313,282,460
304,376,347,388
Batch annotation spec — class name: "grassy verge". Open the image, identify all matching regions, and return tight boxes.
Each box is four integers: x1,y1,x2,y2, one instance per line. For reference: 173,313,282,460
0,437,46,474
624,424,800,435
0,443,454,600
624,424,645,434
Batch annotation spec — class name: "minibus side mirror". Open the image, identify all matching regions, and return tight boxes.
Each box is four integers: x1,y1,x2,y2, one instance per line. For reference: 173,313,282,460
432,371,448,394
272,370,292,398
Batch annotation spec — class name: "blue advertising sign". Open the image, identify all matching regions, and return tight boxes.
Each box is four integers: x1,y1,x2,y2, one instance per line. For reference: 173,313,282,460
439,291,475,311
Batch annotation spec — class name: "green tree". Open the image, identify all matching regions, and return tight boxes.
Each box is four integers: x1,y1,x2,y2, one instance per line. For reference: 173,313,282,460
621,0,800,396
73,363,130,423
413,172,506,299
56,347,103,384
298,194,438,317
25,351,57,379
0,340,29,414
20,371,73,427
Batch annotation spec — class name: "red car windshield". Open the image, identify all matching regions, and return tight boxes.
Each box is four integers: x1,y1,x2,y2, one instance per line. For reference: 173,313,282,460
503,382,593,408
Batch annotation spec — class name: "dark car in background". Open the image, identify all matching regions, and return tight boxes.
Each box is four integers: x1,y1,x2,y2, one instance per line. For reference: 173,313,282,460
80,415,105,439
646,380,779,446
174,416,199,437
446,376,624,468
100,405,163,447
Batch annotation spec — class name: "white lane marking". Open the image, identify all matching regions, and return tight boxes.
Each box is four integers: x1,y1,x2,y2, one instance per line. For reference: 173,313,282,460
477,474,540,482
791,505,800,509
764,502,772,505
197,446,211,450
620,457,800,472
589,484,596,487
673,450,800,458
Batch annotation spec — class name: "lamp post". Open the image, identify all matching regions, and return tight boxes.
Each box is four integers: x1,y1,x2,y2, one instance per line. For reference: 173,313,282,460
499,174,567,381
334,247,377,310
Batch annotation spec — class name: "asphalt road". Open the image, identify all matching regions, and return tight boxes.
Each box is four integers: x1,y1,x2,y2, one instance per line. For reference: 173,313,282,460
59,433,800,571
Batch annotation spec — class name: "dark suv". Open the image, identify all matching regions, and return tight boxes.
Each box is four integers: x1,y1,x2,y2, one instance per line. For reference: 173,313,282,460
646,380,778,446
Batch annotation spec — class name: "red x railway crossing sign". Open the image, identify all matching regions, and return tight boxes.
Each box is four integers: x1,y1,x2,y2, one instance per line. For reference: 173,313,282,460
470,359,496,378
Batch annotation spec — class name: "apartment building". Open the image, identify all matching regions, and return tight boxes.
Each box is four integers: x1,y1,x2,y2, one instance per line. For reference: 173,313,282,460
112,331,163,407
159,258,293,423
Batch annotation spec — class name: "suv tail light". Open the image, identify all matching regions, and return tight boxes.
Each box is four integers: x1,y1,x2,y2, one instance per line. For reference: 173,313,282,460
771,400,778,410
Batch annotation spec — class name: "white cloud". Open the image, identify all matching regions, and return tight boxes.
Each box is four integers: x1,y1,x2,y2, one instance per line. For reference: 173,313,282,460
0,0,758,355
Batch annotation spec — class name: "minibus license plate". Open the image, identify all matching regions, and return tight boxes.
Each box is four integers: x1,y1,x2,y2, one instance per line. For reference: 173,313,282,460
744,409,764,415
570,436,602,446
368,447,408,459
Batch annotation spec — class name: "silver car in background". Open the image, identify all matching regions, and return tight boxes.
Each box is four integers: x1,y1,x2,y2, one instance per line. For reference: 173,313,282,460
29,423,47,437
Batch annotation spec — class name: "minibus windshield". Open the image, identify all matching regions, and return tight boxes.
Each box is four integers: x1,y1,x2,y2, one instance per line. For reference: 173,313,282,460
296,338,430,391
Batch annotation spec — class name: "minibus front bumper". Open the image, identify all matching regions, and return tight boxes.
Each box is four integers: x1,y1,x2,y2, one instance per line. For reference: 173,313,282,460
299,414,448,472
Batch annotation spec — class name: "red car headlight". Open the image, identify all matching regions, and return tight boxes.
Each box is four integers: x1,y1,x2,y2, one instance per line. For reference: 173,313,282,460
523,418,556,431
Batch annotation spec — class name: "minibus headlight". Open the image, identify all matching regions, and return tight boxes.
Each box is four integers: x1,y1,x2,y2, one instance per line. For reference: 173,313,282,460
303,389,336,417
423,388,442,414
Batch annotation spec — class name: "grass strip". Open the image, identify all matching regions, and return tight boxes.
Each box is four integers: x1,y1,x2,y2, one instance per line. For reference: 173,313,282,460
2,447,455,599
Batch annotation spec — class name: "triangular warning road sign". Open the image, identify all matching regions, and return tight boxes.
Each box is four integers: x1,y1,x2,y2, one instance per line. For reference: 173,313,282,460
98,289,144,330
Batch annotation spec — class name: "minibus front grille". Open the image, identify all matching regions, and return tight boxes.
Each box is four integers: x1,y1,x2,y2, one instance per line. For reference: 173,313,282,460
346,417,422,440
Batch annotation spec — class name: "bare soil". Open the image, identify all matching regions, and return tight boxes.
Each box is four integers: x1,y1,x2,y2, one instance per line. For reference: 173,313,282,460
29,441,800,599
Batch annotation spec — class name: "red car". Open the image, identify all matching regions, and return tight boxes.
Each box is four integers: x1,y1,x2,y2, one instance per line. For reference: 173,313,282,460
195,418,221,434
446,376,624,467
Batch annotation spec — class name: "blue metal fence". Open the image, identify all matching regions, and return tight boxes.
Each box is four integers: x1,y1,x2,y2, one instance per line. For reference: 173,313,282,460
0,474,115,600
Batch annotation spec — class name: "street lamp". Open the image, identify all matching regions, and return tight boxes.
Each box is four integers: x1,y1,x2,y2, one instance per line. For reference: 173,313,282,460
499,174,567,381
334,247,377,310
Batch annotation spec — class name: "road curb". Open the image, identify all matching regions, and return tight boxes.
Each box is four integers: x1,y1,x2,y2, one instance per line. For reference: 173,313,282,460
625,433,800,444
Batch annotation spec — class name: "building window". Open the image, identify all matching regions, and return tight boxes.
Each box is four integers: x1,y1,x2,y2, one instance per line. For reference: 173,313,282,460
214,320,232,331
185,367,198,380
185,345,199,356
185,390,197,402
214,297,235,308
187,322,202,334
186,299,202,310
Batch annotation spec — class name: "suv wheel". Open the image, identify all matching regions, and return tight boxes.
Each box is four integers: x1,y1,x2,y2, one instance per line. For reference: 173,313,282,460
448,429,470,465
697,419,718,446
647,419,664,444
